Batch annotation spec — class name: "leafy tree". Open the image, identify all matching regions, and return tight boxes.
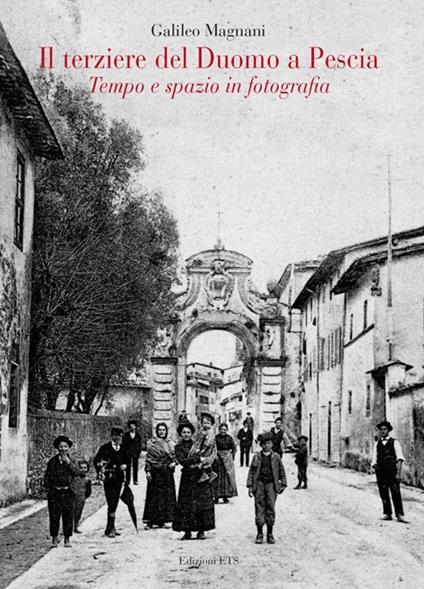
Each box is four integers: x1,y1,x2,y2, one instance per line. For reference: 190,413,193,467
29,73,179,412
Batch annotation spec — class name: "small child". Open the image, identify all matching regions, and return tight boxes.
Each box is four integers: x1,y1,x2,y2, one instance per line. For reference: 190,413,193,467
247,431,286,544
190,412,218,484
71,459,92,533
294,435,308,490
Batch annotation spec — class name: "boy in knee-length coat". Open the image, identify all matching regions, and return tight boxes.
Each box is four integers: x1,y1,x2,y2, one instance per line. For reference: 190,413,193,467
247,431,287,544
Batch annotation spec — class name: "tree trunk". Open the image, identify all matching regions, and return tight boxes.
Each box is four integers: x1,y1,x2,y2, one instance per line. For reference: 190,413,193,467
66,374,79,412
94,382,110,415
82,373,108,413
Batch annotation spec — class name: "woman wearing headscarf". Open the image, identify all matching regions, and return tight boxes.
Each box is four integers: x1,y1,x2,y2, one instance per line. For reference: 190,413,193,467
173,421,215,540
143,422,176,529
213,422,238,504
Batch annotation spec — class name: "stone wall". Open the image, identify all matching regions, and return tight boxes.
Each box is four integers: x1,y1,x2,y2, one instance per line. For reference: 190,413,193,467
27,410,119,498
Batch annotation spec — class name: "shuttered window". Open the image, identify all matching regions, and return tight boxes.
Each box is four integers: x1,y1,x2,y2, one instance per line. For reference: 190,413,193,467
14,153,25,250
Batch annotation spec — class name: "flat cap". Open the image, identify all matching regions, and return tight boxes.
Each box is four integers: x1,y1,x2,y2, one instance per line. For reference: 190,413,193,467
111,426,124,435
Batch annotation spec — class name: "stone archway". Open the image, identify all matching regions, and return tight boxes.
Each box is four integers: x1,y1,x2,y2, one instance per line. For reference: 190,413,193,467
149,242,286,434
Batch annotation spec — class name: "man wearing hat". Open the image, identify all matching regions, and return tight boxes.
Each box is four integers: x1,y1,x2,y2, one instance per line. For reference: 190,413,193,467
44,435,79,548
178,409,190,425
371,420,406,522
122,420,142,485
94,426,129,537
237,420,253,467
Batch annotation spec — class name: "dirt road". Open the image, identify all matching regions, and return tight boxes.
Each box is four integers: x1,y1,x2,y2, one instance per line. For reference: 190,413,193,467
7,459,424,589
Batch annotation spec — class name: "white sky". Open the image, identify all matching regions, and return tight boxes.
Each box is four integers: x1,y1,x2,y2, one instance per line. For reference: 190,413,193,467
2,0,424,290
187,331,238,367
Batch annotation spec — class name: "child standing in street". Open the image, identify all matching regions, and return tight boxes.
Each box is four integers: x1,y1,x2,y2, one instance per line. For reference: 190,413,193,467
247,431,286,544
294,435,308,489
44,435,80,548
71,459,92,533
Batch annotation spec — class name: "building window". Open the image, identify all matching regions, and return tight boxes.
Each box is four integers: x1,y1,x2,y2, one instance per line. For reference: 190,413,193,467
348,390,352,414
9,344,20,428
333,331,337,366
319,337,325,371
349,314,354,340
365,383,371,417
327,338,330,370
309,413,312,453
14,153,25,250
335,328,339,364
363,300,368,330
329,278,333,300
312,345,317,373
322,286,326,304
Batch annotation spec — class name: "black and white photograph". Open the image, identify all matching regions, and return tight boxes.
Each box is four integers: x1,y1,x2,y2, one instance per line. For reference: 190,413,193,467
1,1,424,587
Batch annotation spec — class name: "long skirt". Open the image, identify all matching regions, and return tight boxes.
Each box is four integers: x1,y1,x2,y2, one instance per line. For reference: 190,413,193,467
173,467,215,532
143,466,176,525
213,451,238,499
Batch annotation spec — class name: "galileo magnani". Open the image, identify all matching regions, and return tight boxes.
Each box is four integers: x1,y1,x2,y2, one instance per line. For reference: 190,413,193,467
151,23,266,40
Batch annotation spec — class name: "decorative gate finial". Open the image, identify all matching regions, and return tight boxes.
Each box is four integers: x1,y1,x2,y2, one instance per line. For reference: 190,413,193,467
214,209,225,250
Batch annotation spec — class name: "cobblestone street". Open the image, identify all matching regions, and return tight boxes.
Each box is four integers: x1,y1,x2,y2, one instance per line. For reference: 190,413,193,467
4,460,424,589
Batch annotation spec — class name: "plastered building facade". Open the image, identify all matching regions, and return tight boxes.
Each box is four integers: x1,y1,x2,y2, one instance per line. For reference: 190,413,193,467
0,22,62,504
335,241,424,477
292,226,424,471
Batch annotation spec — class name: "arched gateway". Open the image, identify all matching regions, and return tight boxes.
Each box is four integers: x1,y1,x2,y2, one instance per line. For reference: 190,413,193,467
149,243,286,434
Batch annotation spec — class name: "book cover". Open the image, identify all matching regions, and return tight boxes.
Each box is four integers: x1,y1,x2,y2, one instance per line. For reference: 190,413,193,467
1,1,424,588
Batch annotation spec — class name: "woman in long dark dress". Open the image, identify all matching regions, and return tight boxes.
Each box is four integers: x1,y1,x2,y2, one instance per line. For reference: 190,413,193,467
173,422,215,540
143,422,176,529
213,423,238,503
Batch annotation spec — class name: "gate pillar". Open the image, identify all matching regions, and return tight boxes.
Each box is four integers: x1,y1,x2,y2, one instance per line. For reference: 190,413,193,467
150,357,177,432
257,315,286,432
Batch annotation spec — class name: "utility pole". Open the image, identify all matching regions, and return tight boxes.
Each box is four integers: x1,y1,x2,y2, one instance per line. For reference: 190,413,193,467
387,154,394,362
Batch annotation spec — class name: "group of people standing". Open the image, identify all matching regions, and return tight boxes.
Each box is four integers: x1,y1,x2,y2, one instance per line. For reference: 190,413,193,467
43,412,289,546
143,413,237,539
44,420,141,547
44,413,407,548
